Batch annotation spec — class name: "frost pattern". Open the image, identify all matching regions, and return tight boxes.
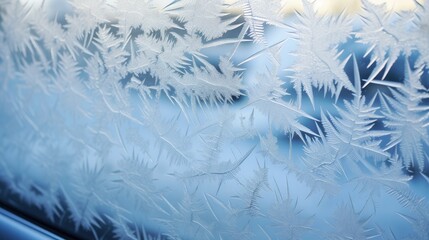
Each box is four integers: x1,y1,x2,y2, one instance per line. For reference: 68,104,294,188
0,0,428,239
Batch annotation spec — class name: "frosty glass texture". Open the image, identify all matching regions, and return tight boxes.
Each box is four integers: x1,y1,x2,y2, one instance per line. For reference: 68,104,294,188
0,0,428,239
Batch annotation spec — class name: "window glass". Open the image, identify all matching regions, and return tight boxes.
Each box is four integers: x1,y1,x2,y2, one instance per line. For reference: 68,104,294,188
0,0,428,239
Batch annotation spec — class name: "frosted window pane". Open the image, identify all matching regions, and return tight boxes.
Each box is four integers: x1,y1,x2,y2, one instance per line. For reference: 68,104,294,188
0,0,428,239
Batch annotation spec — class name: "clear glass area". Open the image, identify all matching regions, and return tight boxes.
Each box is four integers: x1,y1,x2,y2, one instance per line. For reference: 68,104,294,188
0,0,428,239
